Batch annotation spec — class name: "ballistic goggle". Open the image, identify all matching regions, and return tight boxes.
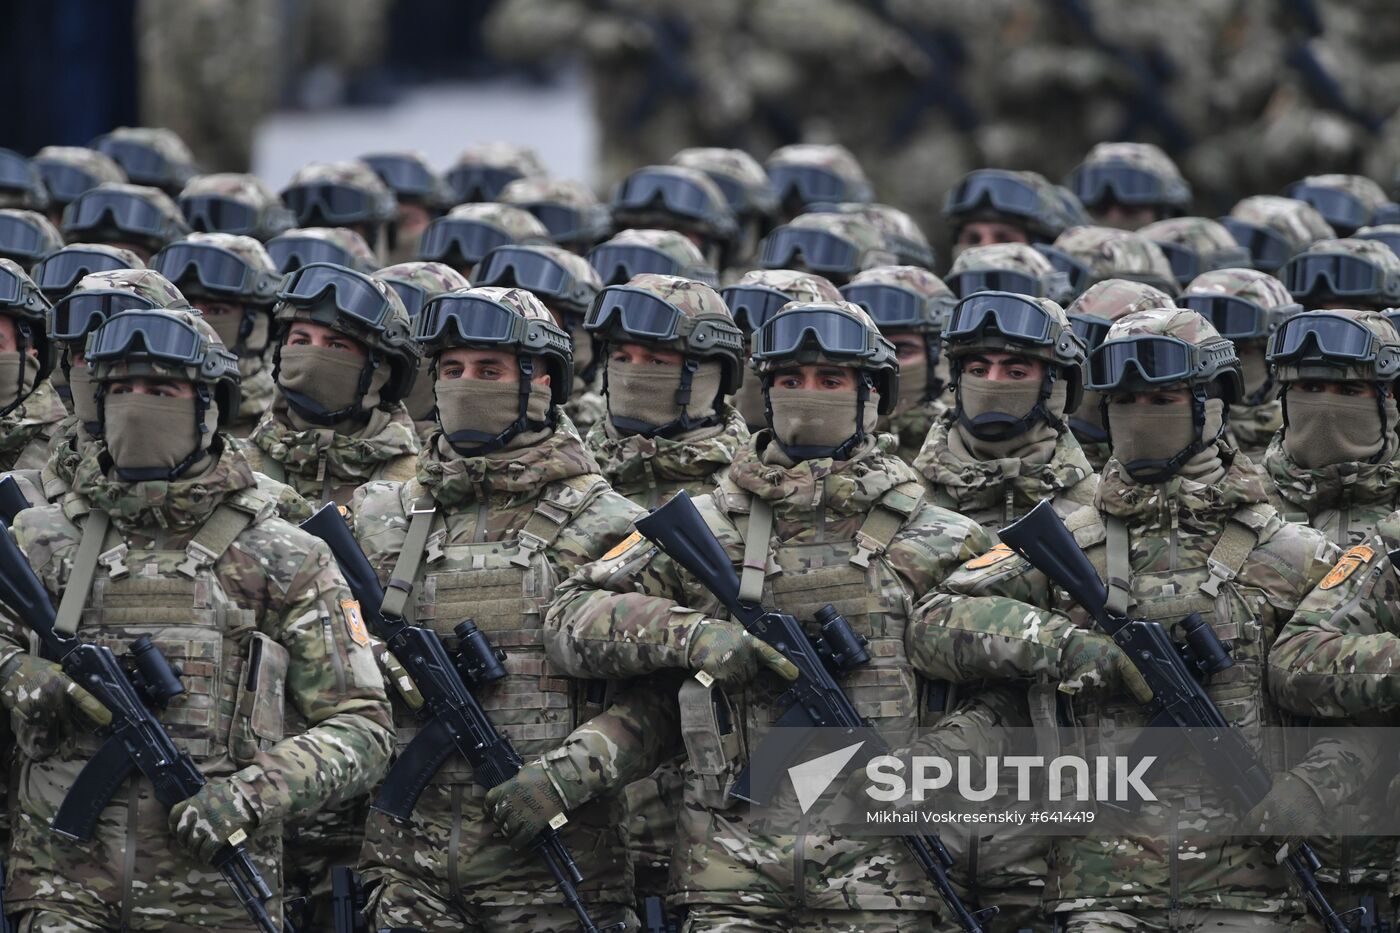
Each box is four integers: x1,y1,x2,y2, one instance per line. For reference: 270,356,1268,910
32,158,99,207
1286,183,1369,233
840,282,950,332
1067,162,1189,210
1218,217,1293,272
589,241,717,287
361,154,447,203
1154,240,1252,286
277,262,396,331
703,170,777,218
1033,245,1096,296
180,194,295,240
64,189,187,242
446,165,523,204
1356,228,1400,263
585,286,744,356
267,235,365,275
152,242,281,302
517,201,606,244
0,149,44,204
751,305,891,366
1087,335,1238,391
384,280,428,319
1180,294,1300,341
722,286,796,335
415,292,572,359
1266,312,1400,377
0,213,54,261
475,246,599,311
1069,314,1112,352
1282,252,1400,302
282,182,393,227
0,264,50,315
767,164,870,208
50,290,160,342
27,247,111,305
944,170,1040,219
612,170,736,238
944,291,1079,360
91,136,195,190
944,268,1073,303
419,218,513,267
85,309,238,380
760,226,860,275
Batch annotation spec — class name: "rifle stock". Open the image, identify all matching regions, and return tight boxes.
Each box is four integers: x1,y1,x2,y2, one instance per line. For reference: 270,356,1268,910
0,476,30,527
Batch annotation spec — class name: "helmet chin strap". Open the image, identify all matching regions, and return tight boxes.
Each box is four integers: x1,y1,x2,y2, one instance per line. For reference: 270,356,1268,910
922,340,945,402
1242,369,1275,408
603,354,722,439
102,384,215,482
0,321,37,420
1068,416,1108,444
765,372,873,462
1105,386,1220,484
953,361,1064,442
274,344,381,427
443,357,553,456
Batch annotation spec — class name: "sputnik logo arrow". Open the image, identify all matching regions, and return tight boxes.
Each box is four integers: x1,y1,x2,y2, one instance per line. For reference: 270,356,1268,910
788,741,866,814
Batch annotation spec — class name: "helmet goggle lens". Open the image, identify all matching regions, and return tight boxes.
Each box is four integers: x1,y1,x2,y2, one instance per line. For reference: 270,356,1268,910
945,292,1055,345
614,172,721,224
1155,242,1200,285
1219,218,1292,271
0,214,48,259
1069,163,1174,207
282,183,377,226
277,262,392,330
759,227,859,275
1034,245,1093,295
589,243,683,285
152,243,277,299
839,283,926,329
1283,253,1395,299
66,190,170,238
1069,314,1112,351
767,164,851,206
945,269,1041,299
92,138,182,187
362,154,437,198
476,247,571,298
419,218,511,266
266,237,359,274
179,195,259,236
722,286,794,335
1087,336,1194,389
1288,184,1368,232
0,265,45,312
385,280,428,319
945,171,1039,217
524,202,589,241
33,160,97,205
754,307,871,360
50,291,158,341
585,288,684,341
446,166,522,204
416,294,522,345
1180,294,1272,340
85,309,203,364
1268,313,1378,363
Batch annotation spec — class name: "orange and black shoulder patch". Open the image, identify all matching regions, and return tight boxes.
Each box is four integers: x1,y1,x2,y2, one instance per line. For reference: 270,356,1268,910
341,599,371,647
966,543,1016,570
1319,544,1376,590
603,530,643,562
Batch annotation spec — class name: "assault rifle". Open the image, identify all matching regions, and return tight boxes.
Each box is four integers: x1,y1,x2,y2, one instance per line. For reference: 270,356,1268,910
999,500,1356,933
633,491,997,933
0,476,29,526
299,504,620,933
0,509,280,931
331,866,369,933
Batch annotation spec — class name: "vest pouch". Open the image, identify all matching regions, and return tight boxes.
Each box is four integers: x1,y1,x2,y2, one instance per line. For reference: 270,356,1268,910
679,677,743,810
228,632,289,765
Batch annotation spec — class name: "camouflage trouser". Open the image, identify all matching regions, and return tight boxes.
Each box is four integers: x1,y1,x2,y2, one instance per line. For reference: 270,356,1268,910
1059,908,1321,932
625,758,685,899
681,905,935,932
17,910,279,933
367,879,638,932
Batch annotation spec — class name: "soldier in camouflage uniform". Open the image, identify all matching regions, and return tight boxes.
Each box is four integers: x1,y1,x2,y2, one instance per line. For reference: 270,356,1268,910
30,243,145,305
444,141,548,205
610,165,739,281
811,202,935,271
1284,237,1400,312
472,242,605,432
150,233,282,436
419,202,550,278
839,264,955,463
90,127,199,198
1041,225,1180,299
500,177,611,255
944,242,1075,304
1287,173,1394,237
758,211,897,288
1179,268,1301,462
764,143,873,222
267,226,380,276
359,151,454,265
722,268,842,432
178,173,297,243
31,146,126,227
0,260,63,474
1066,142,1192,230
281,161,397,264
1064,279,1179,471
944,169,1087,257
0,149,49,213
591,228,718,288
543,298,997,931
0,210,63,274
60,182,190,263
352,284,643,931
914,307,1359,932
1356,223,1400,261
1138,216,1253,288
1220,195,1336,273
0,305,392,931
671,147,779,275
371,261,472,443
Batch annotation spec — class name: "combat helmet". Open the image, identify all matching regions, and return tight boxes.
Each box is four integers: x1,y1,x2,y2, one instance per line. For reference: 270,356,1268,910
589,228,717,287
0,210,63,270
1138,217,1252,286
1038,225,1179,297
32,146,125,213
671,147,779,229
90,127,199,195
280,161,396,250
1220,195,1335,272
360,151,454,213
0,149,48,212
421,202,550,271
944,169,1087,244
179,173,296,242
1067,142,1191,221
759,211,897,287
1286,174,1393,236
61,182,190,257
0,258,53,414
610,165,737,263
151,232,281,356
1282,237,1400,310
31,243,146,303
266,227,378,274
373,262,475,423
499,177,610,251
842,264,955,404
765,144,873,219
946,243,1073,303
446,142,548,204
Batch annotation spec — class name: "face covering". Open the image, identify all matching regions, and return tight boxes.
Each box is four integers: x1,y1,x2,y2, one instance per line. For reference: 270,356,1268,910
731,375,768,431
278,344,385,427
1284,390,1396,468
606,359,722,437
104,391,211,478
205,307,269,357
0,352,37,413
1238,343,1272,402
436,377,552,453
769,386,879,460
404,359,436,422
70,362,101,430
954,377,1066,462
1109,397,1224,483
893,355,929,417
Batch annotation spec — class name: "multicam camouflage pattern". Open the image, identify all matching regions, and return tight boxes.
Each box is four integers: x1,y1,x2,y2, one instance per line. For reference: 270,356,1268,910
34,145,127,190
547,430,995,914
73,267,191,308
599,228,716,284
97,126,199,186
619,273,735,328
670,147,777,219
848,264,953,306
0,210,63,268
1050,226,1178,294
274,266,414,363
944,293,1075,375
1103,304,1225,345
179,173,294,241
61,182,190,253
1186,266,1296,309
779,211,898,274
1067,278,1176,323
284,160,396,224
587,404,747,509
445,201,552,241
914,413,1098,532
500,177,610,243
1295,173,1392,222
765,143,873,202
948,242,1065,301
610,165,735,242
352,415,643,929
1262,432,1400,548
1227,195,1337,256
0,381,67,474
817,202,933,269
0,438,391,930
1075,141,1190,210
945,170,1086,242
1138,216,1252,274
913,453,1348,915
375,260,471,297
1292,238,1400,310
270,226,378,272
448,141,548,183
173,232,278,298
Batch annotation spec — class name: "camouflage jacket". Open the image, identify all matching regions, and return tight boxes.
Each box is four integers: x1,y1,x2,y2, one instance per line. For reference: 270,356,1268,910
247,402,419,509
585,405,747,508
0,444,392,930
547,431,994,912
0,381,67,474
913,415,1098,533
1262,434,1400,548
565,384,607,434
912,452,1358,914
883,397,948,465
228,357,277,439
352,419,646,911
1227,399,1283,463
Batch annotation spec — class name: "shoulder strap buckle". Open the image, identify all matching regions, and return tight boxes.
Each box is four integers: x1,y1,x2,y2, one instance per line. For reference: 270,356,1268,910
176,540,220,579
98,543,129,581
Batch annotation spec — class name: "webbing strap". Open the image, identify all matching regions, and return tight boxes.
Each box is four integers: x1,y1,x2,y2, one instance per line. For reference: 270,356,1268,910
177,504,254,578
852,481,924,568
739,498,774,605
54,510,110,636
1200,516,1258,598
1104,514,1132,619
381,496,437,620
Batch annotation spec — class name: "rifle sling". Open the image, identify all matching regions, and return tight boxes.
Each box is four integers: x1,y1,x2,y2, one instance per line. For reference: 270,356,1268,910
381,496,437,621
54,510,111,636
738,498,773,605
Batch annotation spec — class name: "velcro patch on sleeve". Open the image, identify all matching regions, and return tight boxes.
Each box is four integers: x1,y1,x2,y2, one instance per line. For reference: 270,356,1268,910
341,598,371,647
1319,544,1376,590
966,543,1016,570
602,530,643,561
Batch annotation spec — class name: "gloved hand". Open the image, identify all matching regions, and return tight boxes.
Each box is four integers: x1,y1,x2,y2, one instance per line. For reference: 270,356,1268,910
0,652,111,759
168,776,262,865
484,758,569,851
373,642,423,710
1240,772,1327,837
1058,629,1152,702
685,619,798,687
